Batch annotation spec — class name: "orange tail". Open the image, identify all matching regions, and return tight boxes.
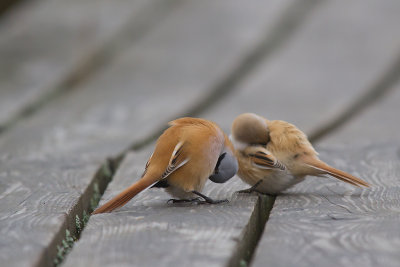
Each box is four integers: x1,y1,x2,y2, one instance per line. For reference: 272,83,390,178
305,160,370,187
92,175,159,214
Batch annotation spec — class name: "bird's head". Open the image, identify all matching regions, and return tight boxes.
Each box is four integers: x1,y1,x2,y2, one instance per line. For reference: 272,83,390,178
230,113,270,151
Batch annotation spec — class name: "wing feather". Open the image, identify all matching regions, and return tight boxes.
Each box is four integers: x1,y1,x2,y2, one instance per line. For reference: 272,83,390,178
248,150,286,171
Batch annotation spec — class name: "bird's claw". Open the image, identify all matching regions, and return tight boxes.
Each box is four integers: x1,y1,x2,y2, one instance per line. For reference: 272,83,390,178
237,180,262,194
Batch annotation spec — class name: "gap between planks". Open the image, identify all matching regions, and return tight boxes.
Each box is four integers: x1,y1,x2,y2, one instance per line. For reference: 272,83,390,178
309,51,400,143
49,157,122,267
0,0,24,16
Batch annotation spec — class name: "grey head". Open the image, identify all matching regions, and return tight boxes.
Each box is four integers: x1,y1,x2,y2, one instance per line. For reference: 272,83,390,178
209,149,238,183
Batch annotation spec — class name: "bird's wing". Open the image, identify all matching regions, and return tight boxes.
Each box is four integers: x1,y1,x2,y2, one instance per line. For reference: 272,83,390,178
92,141,190,214
247,149,286,171
161,141,190,179
141,153,153,177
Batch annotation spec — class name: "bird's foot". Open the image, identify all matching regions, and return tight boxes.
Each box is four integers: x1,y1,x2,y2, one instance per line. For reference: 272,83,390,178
192,191,228,204
237,188,256,194
237,180,263,194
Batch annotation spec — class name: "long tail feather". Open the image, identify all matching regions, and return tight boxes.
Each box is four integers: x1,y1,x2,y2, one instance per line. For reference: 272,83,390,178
305,160,370,187
92,175,159,214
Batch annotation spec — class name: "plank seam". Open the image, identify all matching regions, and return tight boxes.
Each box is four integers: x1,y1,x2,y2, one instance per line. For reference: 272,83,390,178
309,51,400,143
45,156,124,267
226,195,276,267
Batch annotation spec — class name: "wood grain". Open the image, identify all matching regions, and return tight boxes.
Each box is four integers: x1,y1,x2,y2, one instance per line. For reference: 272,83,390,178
0,0,301,266
0,155,102,266
0,0,165,129
252,145,400,267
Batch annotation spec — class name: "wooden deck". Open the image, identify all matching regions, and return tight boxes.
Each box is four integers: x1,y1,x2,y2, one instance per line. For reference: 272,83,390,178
0,0,399,266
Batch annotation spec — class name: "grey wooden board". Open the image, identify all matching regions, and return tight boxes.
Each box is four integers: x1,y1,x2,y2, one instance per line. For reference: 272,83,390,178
0,0,301,266
321,84,400,146
251,145,400,267
202,0,400,136
0,0,163,128
64,150,257,267
0,155,103,265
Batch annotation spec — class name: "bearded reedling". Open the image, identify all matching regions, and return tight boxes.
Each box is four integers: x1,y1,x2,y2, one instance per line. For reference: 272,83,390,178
93,117,238,214
230,113,369,194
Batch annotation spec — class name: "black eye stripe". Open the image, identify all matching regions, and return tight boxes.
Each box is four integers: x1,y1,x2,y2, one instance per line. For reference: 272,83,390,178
215,152,227,170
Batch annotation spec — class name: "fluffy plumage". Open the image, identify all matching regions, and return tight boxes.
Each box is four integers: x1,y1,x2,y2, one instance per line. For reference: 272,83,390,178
231,113,369,194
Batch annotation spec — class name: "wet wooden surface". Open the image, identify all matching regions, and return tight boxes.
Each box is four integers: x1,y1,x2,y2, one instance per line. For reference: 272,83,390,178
0,0,399,266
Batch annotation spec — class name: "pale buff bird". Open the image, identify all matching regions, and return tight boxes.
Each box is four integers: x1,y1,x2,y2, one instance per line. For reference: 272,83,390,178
93,117,238,214
230,113,369,194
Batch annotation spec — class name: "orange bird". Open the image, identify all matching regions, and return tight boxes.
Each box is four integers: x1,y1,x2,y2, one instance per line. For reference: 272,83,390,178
230,113,370,194
92,117,238,214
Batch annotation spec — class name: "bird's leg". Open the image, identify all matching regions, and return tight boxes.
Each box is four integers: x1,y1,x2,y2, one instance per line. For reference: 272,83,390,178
191,191,228,204
237,180,263,194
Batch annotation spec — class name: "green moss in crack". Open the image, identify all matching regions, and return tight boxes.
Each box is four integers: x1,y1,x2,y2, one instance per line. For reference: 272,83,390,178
90,182,101,212
82,210,90,227
54,230,76,266
102,161,112,178
75,215,82,235
239,259,248,267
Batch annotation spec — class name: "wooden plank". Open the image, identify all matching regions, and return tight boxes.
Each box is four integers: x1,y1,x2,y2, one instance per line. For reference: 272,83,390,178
202,0,400,136
0,155,104,266
251,145,400,267
0,0,304,266
63,150,263,267
0,0,167,130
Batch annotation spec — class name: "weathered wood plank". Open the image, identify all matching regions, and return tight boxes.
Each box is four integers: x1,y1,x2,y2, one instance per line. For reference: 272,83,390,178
202,0,400,136
0,0,169,130
63,150,263,267
251,145,400,267
0,0,304,266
